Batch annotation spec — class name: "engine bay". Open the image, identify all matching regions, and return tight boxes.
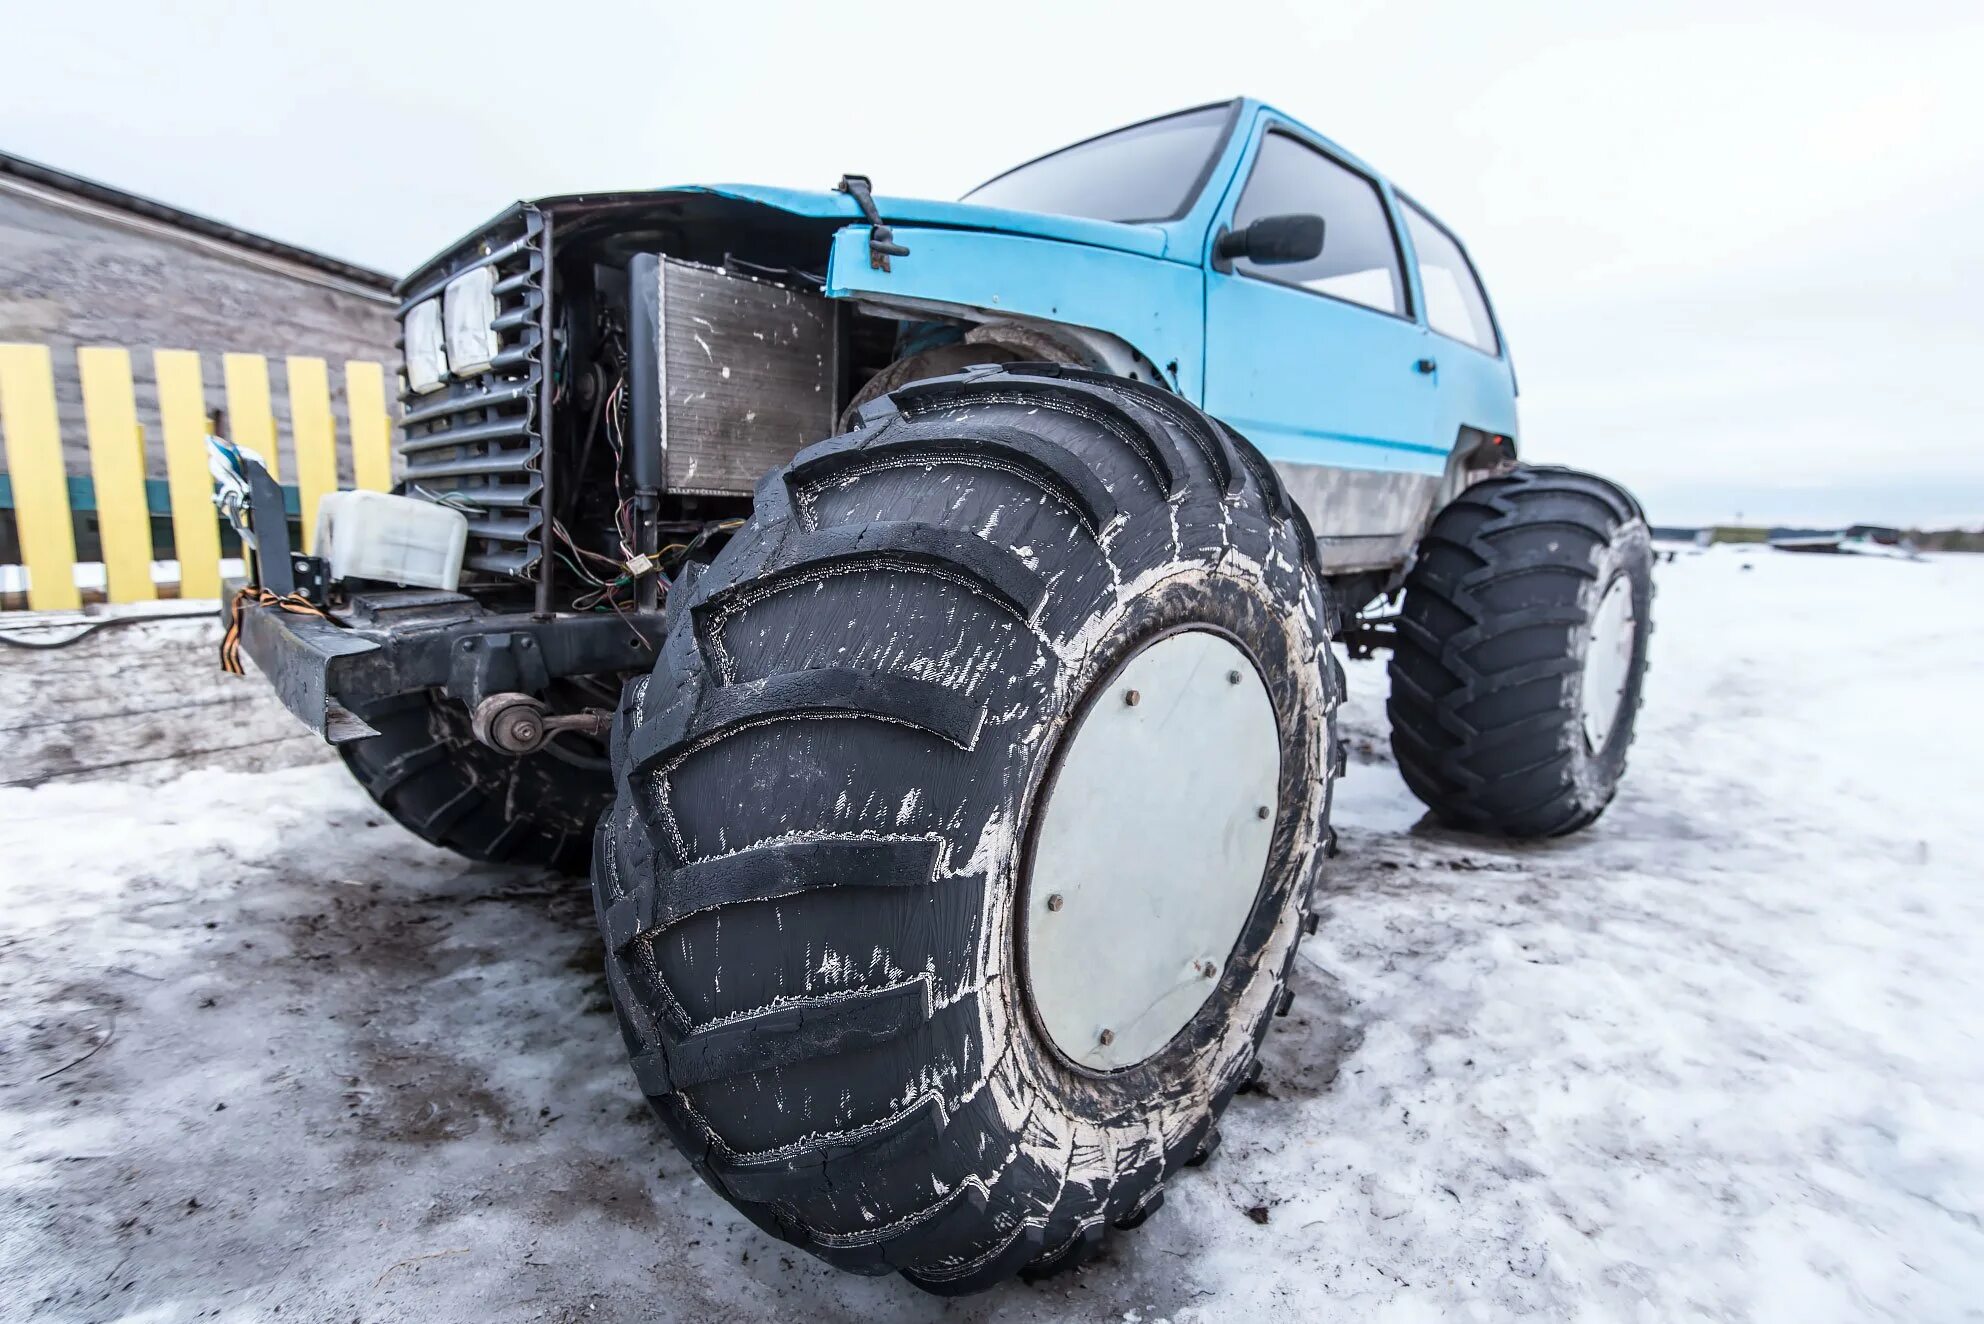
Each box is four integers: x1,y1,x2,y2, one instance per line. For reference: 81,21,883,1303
392,193,964,619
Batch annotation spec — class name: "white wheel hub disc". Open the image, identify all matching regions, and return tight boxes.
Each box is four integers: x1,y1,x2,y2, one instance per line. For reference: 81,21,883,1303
1580,576,1636,752
1024,630,1281,1071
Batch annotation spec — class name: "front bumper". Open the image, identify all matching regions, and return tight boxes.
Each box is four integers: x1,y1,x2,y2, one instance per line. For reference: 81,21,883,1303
235,588,663,744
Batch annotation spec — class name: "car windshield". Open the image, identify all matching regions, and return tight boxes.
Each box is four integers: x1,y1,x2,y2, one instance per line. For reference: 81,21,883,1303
962,104,1231,225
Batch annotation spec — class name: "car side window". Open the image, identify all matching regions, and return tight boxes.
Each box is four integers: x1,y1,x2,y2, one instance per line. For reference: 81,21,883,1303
1401,200,1499,355
1229,132,1405,316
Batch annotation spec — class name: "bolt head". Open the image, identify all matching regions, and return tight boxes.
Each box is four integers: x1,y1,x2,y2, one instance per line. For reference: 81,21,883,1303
1124,689,1141,707
1256,805,1272,820
1098,1028,1115,1046
1227,669,1242,684
1046,893,1064,912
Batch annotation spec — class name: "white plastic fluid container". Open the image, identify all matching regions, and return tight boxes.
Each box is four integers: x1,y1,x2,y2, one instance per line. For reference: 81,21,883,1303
313,490,469,591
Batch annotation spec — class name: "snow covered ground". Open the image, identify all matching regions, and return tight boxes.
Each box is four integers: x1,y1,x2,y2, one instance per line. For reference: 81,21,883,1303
3,548,1980,1322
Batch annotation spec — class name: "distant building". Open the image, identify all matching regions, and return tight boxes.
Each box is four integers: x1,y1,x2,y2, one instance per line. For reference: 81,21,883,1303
0,150,398,476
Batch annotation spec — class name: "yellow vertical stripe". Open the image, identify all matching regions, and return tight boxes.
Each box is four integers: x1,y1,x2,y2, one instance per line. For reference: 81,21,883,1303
0,344,81,610
222,352,279,480
345,360,393,492
155,349,222,600
287,356,336,552
77,347,156,603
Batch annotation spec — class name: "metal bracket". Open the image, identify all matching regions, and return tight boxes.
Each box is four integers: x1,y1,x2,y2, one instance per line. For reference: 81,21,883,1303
445,630,551,709
288,553,330,604
243,457,295,595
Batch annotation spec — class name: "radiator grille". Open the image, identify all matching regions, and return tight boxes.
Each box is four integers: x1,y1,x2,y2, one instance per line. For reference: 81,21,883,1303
395,207,545,578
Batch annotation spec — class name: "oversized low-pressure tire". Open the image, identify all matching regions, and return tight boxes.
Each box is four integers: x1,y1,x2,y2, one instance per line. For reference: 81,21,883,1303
1387,464,1652,837
340,691,613,873
593,365,1339,1293
835,341,1022,431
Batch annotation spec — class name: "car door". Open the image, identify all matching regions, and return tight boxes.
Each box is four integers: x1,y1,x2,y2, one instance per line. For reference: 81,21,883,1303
1394,193,1521,456
1201,126,1444,571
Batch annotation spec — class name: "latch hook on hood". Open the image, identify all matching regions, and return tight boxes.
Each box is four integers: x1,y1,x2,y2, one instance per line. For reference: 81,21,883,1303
835,174,911,272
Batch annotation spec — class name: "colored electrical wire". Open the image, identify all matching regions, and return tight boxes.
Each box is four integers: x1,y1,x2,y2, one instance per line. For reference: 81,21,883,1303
218,586,333,675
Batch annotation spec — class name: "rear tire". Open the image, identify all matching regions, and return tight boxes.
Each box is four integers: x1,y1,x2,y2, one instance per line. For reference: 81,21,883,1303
1387,464,1652,837
594,365,1338,1292
340,692,612,873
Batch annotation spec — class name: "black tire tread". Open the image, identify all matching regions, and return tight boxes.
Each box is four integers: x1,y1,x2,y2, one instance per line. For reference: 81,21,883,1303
788,418,1123,534
340,692,611,873
666,975,935,1090
602,837,941,950
888,374,1189,498
695,519,1051,626
596,365,1335,1291
626,666,989,773
1387,464,1649,837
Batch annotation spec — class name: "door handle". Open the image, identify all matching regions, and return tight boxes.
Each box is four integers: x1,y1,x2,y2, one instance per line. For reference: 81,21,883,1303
1414,357,1438,375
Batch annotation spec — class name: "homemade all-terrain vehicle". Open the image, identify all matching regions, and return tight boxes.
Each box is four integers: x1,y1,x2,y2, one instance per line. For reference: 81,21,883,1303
219,99,1652,1293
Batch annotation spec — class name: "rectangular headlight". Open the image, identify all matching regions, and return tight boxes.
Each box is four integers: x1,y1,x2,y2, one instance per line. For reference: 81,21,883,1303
404,298,447,393
443,266,499,377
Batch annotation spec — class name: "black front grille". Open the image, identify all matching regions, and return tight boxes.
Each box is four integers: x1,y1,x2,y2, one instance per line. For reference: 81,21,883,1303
395,206,545,578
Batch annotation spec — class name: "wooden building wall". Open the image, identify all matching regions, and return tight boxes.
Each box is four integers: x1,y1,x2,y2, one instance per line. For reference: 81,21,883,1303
0,178,398,481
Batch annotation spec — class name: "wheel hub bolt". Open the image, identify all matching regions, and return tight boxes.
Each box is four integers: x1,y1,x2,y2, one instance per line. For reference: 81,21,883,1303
1256,805,1271,820
1124,689,1141,706
1046,893,1064,912
1227,669,1242,684
1098,1028,1115,1046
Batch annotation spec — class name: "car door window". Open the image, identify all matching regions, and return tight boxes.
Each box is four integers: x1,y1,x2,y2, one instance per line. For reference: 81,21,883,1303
1229,132,1406,316
1400,200,1499,355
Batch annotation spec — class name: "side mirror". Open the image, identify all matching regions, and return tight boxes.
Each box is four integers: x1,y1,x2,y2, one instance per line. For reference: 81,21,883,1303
1214,213,1325,269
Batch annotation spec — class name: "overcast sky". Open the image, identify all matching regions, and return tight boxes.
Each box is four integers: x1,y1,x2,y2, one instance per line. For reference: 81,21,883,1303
5,0,1980,525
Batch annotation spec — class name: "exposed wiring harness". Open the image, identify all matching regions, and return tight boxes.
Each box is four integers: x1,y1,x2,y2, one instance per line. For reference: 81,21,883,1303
219,586,333,675
416,320,738,621
604,376,634,558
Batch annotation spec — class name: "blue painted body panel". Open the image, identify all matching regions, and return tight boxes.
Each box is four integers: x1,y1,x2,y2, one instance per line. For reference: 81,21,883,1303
1201,108,1440,476
675,185,1176,261
678,99,1521,481
823,227,1207,401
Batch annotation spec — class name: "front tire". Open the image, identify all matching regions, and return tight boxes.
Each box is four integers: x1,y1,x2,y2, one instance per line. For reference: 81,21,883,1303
1387,464,1653,837
593,366,1338,1292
